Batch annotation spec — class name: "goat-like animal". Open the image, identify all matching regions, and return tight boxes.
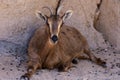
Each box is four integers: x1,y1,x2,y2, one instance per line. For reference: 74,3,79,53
20,0,106,80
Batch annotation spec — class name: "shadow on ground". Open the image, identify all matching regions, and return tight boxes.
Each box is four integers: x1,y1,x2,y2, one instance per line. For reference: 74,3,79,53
0,40,120,80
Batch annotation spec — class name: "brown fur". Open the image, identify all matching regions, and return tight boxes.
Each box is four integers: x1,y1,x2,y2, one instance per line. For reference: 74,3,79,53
20,24,106,80
20,0,106,79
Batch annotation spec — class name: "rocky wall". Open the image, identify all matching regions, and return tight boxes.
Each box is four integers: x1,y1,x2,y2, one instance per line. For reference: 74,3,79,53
0,0,119,54
95,0,120,51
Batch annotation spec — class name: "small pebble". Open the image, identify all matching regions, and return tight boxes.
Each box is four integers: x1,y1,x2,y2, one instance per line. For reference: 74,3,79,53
88,72,91,74
36,72,39,75
110,73,113,76
2,68,5,70
95,73,97,75
98,70,101,72
116,63,120,68
10,69,13,71
10,63,13,65
22,70,24,72
113,59,116,62
110,45,113,47
17,68,20,71
116,71,120,75
92,66,94,68
57,73,61,75
110,62,113,64
111,64,115,69
108,54,111,56
105,49,108,51
113,52,116,54
104,59,107,61
105,40,107,42
118,72,120,75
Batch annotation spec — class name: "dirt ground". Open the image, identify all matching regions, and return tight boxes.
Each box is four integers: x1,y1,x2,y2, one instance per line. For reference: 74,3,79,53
0,40,120,80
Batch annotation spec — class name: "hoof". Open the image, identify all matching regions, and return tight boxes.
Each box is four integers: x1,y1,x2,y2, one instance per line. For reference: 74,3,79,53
58,65,68,72
101,61,107,68
20,75,29,80
58,64,71,72
72,59,78,64
97,58,107,68
58,66,65,72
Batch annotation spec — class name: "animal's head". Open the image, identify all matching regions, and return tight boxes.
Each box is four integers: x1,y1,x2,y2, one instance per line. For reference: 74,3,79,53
36,0,73,45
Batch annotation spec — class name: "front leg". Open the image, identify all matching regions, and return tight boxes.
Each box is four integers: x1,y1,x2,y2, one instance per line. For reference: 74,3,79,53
20,59,41,80
58,62,72,72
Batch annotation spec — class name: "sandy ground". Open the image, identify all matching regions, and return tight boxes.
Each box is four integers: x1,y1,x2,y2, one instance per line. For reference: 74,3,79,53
0,40,120,80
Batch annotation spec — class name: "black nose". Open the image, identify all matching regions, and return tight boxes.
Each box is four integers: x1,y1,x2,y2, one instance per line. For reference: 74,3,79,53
51,35,58,43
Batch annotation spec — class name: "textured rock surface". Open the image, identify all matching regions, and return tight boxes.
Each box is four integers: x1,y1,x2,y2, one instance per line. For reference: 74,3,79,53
0,0,106,49
0,43,119,80
0,0,119,80
95,0,120,50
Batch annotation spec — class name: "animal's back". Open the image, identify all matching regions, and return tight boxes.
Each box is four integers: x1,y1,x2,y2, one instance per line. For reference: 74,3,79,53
58,25,88,56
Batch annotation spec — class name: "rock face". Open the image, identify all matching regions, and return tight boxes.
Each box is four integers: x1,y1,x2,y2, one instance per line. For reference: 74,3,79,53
0,0,119,80
0,0,119,52
95,0,120,50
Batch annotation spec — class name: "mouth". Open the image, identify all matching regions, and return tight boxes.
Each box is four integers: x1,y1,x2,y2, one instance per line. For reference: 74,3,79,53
49,39,58,45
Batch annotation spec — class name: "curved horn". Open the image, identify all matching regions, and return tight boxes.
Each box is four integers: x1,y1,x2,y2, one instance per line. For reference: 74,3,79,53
55,0,63,15
42,6,53,16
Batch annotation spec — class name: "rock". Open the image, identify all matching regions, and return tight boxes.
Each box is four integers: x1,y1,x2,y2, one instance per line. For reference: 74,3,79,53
95,0,120,50
0,0,107,50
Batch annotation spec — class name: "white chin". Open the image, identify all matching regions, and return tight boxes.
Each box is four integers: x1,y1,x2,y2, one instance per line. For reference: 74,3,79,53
49,39,58,45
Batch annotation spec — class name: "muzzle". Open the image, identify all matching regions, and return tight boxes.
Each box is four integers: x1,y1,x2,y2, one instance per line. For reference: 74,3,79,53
51,35,58,43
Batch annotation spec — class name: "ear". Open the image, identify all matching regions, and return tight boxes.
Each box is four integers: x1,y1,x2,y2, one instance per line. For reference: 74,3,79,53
62,10,73,22
36,11,47,21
